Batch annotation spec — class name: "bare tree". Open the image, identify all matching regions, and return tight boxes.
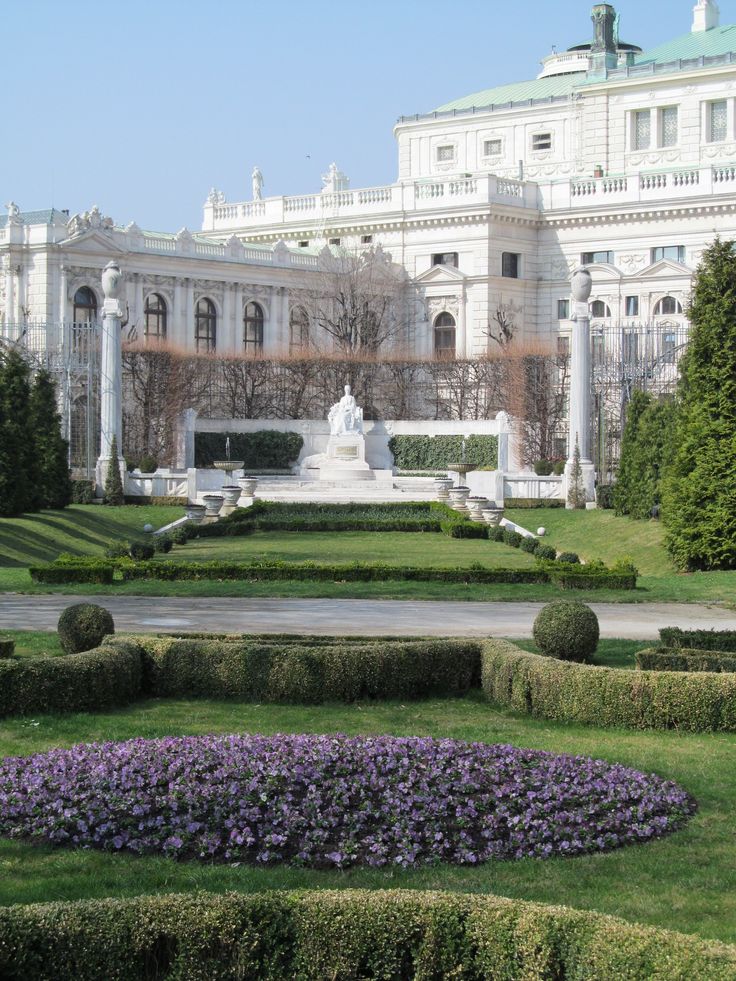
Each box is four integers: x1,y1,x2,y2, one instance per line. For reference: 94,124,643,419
484,299,522,348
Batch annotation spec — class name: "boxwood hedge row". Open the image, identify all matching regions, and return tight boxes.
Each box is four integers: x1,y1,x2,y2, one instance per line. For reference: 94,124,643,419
481,639,736,731
636,646,736,673
659,626,736,652
0,889,734,981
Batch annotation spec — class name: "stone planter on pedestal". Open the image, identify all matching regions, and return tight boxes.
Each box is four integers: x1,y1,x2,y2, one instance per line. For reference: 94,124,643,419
448,486,470,512
220,485,242,517
482,507,504,527
238,476,258,499
202,494,224,522
434,477,453,502
185,503,206,524
466,497,489,522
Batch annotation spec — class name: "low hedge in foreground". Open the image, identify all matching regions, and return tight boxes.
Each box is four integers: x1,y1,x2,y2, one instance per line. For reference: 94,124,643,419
140,636,481,702
120,560,550,585
29,563,114,584
660,626,736,652
481,639,736,732
0,641,141,718
0,889,734,981
637,646,736,673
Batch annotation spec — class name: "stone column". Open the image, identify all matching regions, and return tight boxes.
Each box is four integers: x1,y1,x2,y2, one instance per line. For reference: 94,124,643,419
222,284,234,351
184,279,193,348
172,277,184,347
4,259,16,334
133,273,144,338
174,407,199,469
565,267,596,503
95,261,125,494
58,263,68,324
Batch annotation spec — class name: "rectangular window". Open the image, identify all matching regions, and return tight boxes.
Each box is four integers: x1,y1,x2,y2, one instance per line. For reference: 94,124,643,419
298,240,310,248
484,138,502,156
660,106,678,147
625,295,639,317
328,237,341,246
651,245,685,263
623,332,639,363
581,251,614,265
361,234,373,244
634,110,651,150
557,299,570,319
663,332,677,364
501,252,520,278
557,335,570,356
532,132,552,151
436,145,455,162
592,334,605,367
709,100,728,142
432,252,459,268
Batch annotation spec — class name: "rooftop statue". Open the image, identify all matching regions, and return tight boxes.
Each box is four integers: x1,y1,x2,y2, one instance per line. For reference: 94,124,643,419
252,166,264,201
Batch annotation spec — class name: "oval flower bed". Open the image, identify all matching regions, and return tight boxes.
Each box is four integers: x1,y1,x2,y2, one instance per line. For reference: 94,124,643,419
0,734,694,869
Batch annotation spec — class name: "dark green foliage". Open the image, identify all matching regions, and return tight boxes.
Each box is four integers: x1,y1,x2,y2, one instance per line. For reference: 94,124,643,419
28,369,72,509
662,238,736,569
104,541,131,559
0,349,36,516
387,434,497,471
636,647,736,673
486,525,505,541
534,543,557,560
502,529,522,547
567,435,585,509
659,626,736,652
0,638,15,659
194,431,303,469
128,540,155,561
481,638,736,732
0,641,141,718
533,459,553,475
30,564,114,584
532,600,599,662
137,454,158,473
152,534,173,553
557,552,580,564
103,436,125,506
505,498,565,508
57,603,115,655
596,484,615,509
520,536,539,553
71,479,95,503
0,888,734,981
440,520,487,538
141,636,481,702
614,393,676,519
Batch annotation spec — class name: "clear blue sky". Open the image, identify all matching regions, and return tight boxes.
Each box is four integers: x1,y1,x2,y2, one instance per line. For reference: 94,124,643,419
1,0,729,232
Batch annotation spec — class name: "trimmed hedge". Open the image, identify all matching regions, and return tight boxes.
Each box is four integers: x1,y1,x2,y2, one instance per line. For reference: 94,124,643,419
0,638,14,658
660,626,736,652
388,433,498,471
0,641,142,718
481,639,736,731
637,646,736,673
29,563,114,584
505,498,565,508
70,479,95,504
120,559,550,585
140,636,481,702
0,889,734,981
194,430,303,468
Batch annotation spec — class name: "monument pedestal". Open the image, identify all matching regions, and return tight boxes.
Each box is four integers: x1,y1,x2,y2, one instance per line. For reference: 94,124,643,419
319,433,373,482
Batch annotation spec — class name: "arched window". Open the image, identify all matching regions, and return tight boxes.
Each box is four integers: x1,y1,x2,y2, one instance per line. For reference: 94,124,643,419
289,306,310,352
73,286,97,325
144,293,167,342
195,298,216,353
654,296,682,316
590,300,611,318
434,312,456,357
244,301,264,352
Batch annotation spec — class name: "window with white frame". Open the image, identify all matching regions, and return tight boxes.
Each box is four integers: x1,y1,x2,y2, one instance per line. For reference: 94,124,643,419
557,299,570,320
436,145,455,163
483,138,502,156
659,106,678,147
708,100,728,142
633,109,651,150
625,295,639,317
651,245,685,264
590,300,611,319
654,296,683,316
532,132,552,151
501,252,520,278
581,250,614,265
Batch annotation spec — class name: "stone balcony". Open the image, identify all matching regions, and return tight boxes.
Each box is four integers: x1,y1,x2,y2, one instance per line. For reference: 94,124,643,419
202,175,538,234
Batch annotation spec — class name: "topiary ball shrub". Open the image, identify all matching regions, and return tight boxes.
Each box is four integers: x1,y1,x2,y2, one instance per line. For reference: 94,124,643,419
152,535,173,554
520,536,539,554
128,541,155,561
104,541,130,559
558,552,580,564
503,529,523,548
534,543,557,561
57,604,115,655
0,638,15,659
533,600,599,663
486,526,505,542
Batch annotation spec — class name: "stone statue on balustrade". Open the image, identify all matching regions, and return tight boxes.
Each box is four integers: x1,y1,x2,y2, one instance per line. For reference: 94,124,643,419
252,166,264,201
328,384,363,436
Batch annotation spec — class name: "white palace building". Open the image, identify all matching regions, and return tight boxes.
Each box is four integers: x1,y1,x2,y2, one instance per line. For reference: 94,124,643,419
2,0,736,364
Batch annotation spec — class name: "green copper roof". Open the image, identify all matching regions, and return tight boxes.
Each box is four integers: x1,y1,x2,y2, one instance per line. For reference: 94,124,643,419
434,74,578,114
634,24,736,65
0,208,69,228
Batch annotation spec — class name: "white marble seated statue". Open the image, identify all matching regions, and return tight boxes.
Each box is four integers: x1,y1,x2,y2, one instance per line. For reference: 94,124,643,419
328,384,363,436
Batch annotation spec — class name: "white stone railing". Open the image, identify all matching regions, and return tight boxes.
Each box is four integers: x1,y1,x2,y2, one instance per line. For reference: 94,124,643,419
503,474,563,501
546,163,734,210
143,235,177,252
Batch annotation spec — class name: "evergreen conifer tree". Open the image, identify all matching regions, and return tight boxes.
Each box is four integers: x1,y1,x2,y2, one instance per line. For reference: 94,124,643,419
567,435,586,510
615,392,677,519
29,369,72,510
103,434,125,506
0,349,37,516
614,389,651,516
662,238,736,569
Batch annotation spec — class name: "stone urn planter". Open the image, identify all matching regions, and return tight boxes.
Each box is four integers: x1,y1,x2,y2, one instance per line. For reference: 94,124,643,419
221,485,242,508
482,507,504,527
238,476,258,498
466,496,489,522
434,477,453,502
202,494,224,520
448,485,470,511
185,503,207,524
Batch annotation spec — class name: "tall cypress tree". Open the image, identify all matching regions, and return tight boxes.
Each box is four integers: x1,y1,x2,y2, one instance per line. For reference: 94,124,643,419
29,369,72,510
103,434,125,506
662,238,736,570
614,389,652,517
0,349,36,516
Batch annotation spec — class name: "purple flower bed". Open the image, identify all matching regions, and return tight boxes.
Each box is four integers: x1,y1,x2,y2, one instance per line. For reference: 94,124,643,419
0,734,694,868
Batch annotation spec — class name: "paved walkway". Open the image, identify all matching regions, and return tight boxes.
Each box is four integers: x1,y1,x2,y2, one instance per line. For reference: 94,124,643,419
2,594,736,638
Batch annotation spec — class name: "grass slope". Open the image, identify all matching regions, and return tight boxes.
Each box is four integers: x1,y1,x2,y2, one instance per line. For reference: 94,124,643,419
0,695,732,945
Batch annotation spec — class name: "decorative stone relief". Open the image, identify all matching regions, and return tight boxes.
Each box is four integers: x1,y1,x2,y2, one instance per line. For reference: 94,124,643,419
550,259,576,280
618,253,648,274
67,206,114,237
427,296,460,319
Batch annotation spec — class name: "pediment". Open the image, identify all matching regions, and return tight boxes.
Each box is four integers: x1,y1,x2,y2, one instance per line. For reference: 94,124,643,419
636,259,692,279
59,228,126,254
414,264,467,285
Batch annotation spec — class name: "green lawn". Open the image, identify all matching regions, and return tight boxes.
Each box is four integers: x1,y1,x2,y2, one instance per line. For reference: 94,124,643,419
0,694,733,945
